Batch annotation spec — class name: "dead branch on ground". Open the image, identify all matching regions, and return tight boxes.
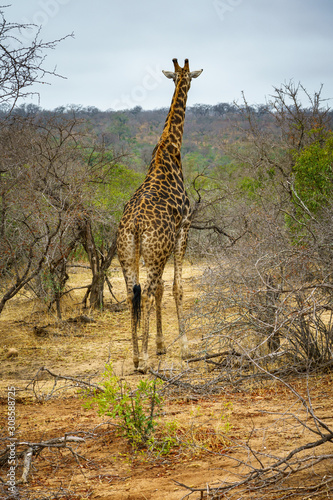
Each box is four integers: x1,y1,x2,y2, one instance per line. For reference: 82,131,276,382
174,349,333,499
0,434,85,484
0,420,118,499
25,367,105,401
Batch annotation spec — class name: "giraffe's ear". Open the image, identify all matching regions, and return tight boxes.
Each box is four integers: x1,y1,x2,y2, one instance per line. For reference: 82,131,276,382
189,69,203,79
162,70,176,80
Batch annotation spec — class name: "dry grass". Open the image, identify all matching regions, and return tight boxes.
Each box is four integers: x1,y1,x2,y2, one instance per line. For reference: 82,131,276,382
0,259,333,500
0,259,203,394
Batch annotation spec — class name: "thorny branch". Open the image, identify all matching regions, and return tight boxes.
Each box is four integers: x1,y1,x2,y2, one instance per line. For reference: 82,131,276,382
0,7,72,113
160,358,333,499
25,366,105,401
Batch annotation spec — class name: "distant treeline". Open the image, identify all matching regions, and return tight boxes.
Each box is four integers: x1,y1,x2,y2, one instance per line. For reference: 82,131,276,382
3,101,279,118
3,102,332,174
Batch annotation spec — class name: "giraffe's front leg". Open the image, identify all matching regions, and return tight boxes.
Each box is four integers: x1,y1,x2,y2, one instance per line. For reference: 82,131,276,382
173,225,191,360
173,278,191,359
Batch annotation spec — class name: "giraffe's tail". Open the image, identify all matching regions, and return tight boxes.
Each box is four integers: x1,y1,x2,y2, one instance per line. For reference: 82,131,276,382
132,284,141,328
132,228,141,329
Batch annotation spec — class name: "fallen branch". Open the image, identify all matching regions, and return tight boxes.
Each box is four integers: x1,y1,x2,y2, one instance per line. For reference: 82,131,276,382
25,366,105,401
2,435,86,484
175,351,333,499
149,368,226,395
187,350,240,363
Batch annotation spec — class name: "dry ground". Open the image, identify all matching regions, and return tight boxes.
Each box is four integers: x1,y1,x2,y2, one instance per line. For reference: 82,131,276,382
0,260,333,499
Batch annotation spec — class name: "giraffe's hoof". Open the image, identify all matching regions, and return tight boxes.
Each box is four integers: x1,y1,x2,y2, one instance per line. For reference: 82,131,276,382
181,349,192,360
135,364,149,374
156,344,167,356
135,357,150,374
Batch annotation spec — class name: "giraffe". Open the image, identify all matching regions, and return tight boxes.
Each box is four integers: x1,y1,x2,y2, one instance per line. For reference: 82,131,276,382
117,58,203,373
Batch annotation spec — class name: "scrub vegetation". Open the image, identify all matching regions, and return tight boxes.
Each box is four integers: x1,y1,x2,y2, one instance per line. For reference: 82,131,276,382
1,7,333,499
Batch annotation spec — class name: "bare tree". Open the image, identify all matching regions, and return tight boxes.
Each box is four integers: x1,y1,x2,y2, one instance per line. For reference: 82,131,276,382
0,110,127,316
0,6,71,114
186,83,333,374
79,216,118,310
0,114,84,315
0,8,127,314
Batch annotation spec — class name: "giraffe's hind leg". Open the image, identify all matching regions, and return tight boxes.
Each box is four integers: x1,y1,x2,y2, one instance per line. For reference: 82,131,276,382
120,280,140,370
136,229,173,372
129,285,141,369
155,278,166,355
137,266,167,373
117,229,141,370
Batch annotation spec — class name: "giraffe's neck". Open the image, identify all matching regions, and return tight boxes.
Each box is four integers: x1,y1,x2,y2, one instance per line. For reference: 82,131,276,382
153,77,189,166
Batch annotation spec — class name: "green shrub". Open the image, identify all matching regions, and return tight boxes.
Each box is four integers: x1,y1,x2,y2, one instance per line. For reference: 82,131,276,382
84,364,234,458
84,363,164,450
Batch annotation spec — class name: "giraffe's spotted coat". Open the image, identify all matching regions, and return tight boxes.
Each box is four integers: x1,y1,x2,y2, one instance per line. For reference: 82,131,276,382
117,59,202,372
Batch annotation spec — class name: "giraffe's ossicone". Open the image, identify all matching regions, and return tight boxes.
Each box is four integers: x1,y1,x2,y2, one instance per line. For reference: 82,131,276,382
117,58,203,373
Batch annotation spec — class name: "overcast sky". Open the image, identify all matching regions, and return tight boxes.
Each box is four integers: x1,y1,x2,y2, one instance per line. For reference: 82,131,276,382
6,0,333,111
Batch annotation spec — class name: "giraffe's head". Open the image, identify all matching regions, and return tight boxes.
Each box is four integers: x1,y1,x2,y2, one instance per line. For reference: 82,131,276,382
162,58,203,87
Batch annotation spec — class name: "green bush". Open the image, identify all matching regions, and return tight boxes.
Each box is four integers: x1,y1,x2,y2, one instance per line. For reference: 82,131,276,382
84,363,164,450
84,364,234,458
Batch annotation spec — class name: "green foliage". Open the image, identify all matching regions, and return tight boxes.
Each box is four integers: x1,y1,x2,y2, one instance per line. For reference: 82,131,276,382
183,151,211,174
285,131,333,238
84,363,164,449
219,401,233,433
92,163,144,222
183,148,231,178
83,364,235,459
39,268,63,302
107,113,131,141
238,176,263,200
292,131,333,215
74,162,144,258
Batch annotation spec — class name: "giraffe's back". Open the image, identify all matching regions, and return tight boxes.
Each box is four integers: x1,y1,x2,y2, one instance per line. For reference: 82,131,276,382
117,156,191,268
120,155,190,230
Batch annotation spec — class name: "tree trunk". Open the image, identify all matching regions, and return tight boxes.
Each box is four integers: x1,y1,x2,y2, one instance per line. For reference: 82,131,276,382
80,218,117,309
89,271,105,309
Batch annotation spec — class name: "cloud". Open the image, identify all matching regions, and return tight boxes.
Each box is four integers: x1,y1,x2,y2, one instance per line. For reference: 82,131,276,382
7,0,333,110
